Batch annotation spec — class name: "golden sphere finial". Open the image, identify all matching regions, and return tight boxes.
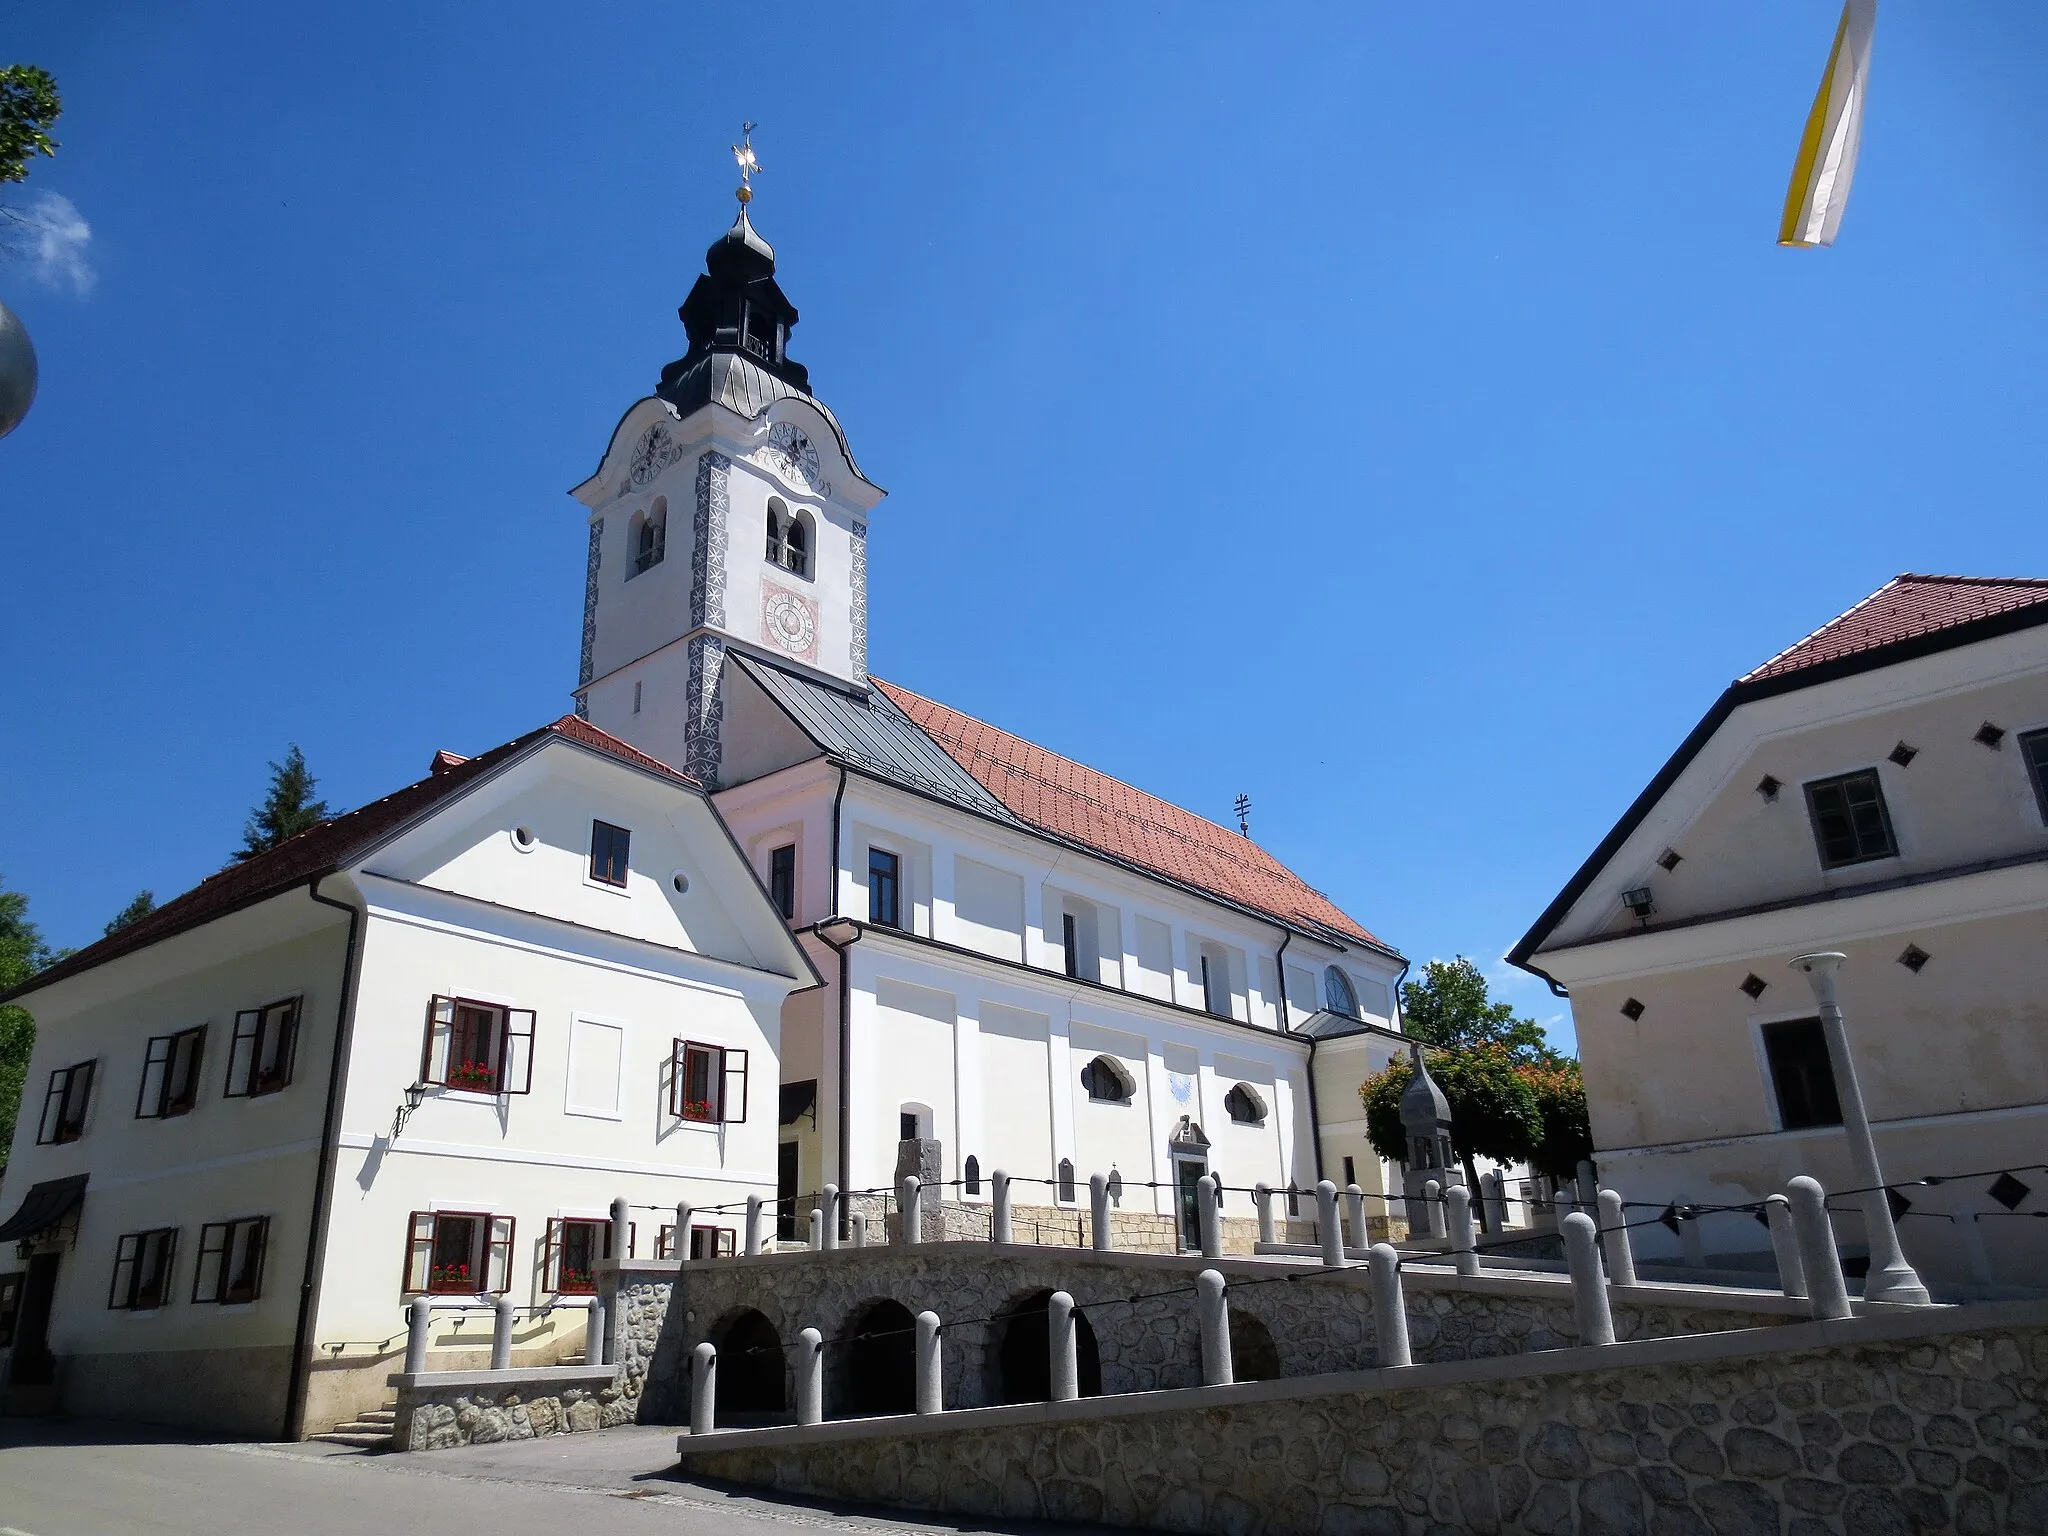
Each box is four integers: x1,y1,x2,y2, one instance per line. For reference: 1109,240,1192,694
736,183,753,206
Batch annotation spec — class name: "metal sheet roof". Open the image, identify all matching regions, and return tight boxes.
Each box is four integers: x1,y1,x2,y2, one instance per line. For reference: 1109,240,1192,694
0,1173,88,1242
730,653,1019,821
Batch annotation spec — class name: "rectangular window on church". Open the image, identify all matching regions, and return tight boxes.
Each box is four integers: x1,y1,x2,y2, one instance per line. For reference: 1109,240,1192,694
769,844,796,920
1802,769,1896,868
590,819,631,887
868,848,901,928
1761,1018,1842,1131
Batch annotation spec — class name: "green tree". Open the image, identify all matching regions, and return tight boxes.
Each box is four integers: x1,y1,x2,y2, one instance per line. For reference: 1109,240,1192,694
104,890,156,936
1,874,58,1170
1521,1058,1594,1181
1,66,61,186
236,744,331,860
1360,1045,1544,1205
1400,957,1563,1065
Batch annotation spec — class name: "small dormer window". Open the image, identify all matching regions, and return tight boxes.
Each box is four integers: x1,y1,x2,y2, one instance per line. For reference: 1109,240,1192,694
745,303,780,362
631,497,666,576
765,496,811,579
1324,966,1359,1018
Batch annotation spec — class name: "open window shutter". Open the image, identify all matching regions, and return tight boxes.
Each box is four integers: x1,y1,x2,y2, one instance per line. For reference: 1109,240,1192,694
192,1223,225,1304
716,1228,736,1258
667,1039,687,1119
137,1036,171,1119
273,998,302,1087
423,996,455,1085
487,1216,515,1294
403,1212,434,1293
541,1218,562,1292
503,1009,536,1094
656,1224,676,1260
721,1047,749,1123
226,1011,260,1096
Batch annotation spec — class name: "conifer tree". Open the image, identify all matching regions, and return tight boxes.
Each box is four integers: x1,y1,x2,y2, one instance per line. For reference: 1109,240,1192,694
236,744,331,860
104,890,155,935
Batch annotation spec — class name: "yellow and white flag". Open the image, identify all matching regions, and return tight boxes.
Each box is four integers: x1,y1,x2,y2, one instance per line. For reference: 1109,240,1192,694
1779,0,1877,248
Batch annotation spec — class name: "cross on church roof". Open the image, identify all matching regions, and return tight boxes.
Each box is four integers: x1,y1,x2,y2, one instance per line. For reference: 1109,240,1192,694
732,122,761,206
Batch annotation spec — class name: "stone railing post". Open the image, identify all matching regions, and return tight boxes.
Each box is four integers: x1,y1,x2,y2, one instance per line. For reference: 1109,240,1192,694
899,1175,922,1246
1254,1182,1275,1245
1764,1194,1807,1299
611,1196,631,1264
1562,1212,1616,1346
797,1327,823,1425
674,1201,693,1264
1089,1174,1112,1252
808,1208,824,1250
821,1185,840,1250
1367,1244,1410,1367
1315,1180,1346,1268
690,1341,716,1435
1575,1159,1598,1210
745,1194,763,1256
490,1297,515,1371
1422,1179,1447,1241
851,1210,868,1248
991,1169,1012,1243
1446,1185,1480,1277
915,1311,943,1414
1597,1189,1637,1286
1197,1269,1233,1386
585,1299,607,1368
1048,1290,1079,1402
1788,1175,1852,1320
1483,1170,1509,1233
404,1298,432,1374
1197,1175,1222,1259
1344,1183,1368,1250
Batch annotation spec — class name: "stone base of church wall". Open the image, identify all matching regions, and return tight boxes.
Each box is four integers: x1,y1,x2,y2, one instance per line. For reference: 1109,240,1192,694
53,1342,294,1439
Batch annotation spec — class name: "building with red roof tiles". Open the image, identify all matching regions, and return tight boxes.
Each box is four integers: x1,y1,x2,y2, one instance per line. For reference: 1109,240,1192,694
1512,574,2048,1296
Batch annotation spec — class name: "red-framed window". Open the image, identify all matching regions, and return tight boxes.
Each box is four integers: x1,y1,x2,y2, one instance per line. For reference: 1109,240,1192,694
109,1227,179,1310
137,1025,207,1119
224,997,300,1098
192,1217,269,1305
37,1060,95,1144
402,1211,514,1295
421,996,534,1095
668,1039,747,1124
654,1224,736,1260
542,1217,633,1294
0,1273,23,1347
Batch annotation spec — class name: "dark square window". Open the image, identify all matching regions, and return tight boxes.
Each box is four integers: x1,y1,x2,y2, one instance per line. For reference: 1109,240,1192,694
192,1217,268,1305
768,843,796,920
137,1025,207,1119
1803,769,1898,868
868,847,901,928
108,1227,178,1311
224,998,299,1098
590,820,631,886
2022,729,2048,826
900,1110,920,1141
1762,1018,1843,1131
37,1060,95,1144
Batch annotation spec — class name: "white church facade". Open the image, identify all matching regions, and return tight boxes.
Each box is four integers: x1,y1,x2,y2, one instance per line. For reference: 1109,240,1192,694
0,195,1405,1437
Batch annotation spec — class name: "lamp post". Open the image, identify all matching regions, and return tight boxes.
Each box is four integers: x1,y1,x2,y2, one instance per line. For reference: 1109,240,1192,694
1789,952,1929,1306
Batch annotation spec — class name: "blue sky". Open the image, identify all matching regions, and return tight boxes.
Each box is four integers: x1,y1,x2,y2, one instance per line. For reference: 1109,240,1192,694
5,6,2046,1050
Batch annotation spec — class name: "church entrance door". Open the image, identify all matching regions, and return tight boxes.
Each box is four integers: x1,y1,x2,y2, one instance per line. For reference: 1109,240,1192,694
1174,1157,1207,1252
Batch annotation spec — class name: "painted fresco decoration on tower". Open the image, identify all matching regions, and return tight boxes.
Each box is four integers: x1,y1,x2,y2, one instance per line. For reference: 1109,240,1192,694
761,581,820,664
849,520,868,679
757,421,829,496
1169,1071,1196,1106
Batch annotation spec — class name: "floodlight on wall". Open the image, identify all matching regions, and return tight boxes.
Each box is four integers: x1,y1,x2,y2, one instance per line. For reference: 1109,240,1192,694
1621,887,1656,921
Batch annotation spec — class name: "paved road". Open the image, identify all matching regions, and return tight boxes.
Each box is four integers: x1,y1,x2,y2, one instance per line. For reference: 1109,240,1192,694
0,1420,1117,1536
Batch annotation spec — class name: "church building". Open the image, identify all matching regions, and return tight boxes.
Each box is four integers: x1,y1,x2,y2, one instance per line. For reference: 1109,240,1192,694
570,190,1409,1244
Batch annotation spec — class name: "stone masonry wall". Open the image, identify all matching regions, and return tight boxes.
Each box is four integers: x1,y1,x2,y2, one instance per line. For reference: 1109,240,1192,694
398,1372,630,1451
626,1244,1798,1426
683,1315,2048,1536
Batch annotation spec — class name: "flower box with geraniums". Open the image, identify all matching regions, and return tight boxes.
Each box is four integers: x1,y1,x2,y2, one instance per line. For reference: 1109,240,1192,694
679,1099,715,1123
446,1061,499,1093
429,1262,473,1293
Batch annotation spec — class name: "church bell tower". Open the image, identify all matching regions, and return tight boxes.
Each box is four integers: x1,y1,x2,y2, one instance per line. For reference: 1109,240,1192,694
570,143,884,785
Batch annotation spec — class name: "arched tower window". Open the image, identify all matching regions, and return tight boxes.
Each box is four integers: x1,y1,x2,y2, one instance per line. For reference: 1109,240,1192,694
1324,966,1359,1018
630,498,666,577
1223,1083,1266,1126
1080,1056,1133,1104
765,496,812,580
765,497,786,566
784,511,809,577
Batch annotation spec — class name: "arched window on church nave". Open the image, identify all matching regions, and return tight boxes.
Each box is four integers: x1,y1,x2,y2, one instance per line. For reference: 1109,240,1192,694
630,498,666,577
963,1155,981,1196
765,496,812,580
1324,966,1359,1019
1057,1158,1076,1203
1080,1055,1133,1105
1223,1083,1266,1127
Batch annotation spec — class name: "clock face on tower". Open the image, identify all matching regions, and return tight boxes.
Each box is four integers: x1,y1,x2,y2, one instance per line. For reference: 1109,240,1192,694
761,582,819,663
762,421,828,495
629,424,675,487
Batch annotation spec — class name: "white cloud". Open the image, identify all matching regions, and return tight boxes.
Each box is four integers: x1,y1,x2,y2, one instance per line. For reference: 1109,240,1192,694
4,190,96,296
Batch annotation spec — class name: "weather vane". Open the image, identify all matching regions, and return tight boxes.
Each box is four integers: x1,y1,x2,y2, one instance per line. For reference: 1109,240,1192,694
732,122,761,206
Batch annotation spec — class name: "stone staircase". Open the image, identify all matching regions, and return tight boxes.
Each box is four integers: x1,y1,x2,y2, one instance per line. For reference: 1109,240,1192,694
309,1403,396,1451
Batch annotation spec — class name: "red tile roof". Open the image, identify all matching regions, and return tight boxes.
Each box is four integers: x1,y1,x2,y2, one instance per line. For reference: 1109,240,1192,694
10,717,694,1001
873,680,1385,950
1743,574,2048,683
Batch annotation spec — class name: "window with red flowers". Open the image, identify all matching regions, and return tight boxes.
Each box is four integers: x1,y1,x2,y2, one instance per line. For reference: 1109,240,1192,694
543,1217,633,1294
421,996,534,1095
655,1224,735,1260
402,1210,514,1295
668,1039,747,1124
